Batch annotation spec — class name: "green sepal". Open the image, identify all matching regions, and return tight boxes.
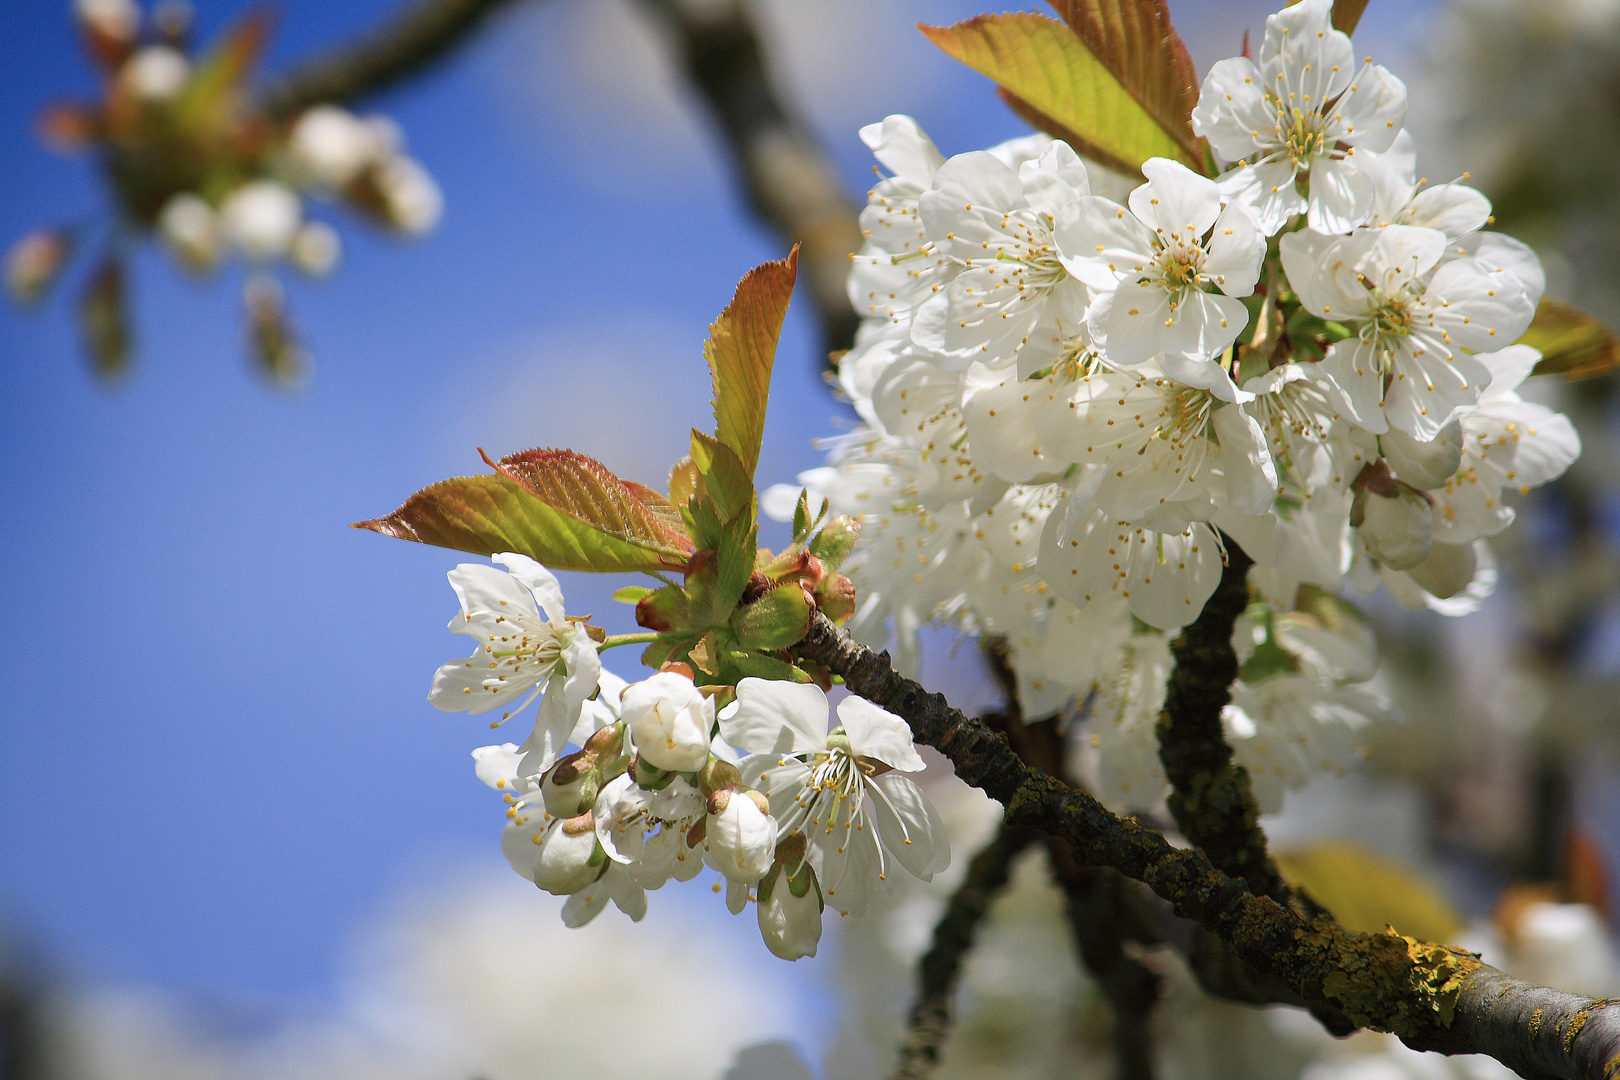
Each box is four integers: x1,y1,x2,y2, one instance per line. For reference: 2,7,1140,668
612,585,654,604
727,650,813,684
808,515,860,572
634,585,691,633
731,583,814,651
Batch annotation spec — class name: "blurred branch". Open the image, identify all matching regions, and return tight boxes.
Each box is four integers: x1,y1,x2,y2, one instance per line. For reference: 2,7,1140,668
635,0,863,356
258,0,528,121
891,822,1036,1080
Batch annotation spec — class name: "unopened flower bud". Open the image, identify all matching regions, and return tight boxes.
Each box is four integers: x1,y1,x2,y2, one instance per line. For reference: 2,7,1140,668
757,860,823,961
530,812,604,895
290,221,340,277
1405,540,1476,600
541,749,600,818
288,106,379,189
1353,481,1434,570
221,181,302,261
631,753,674,790
704,787,777,883
75,0,137,41
623,671,713,772
816,572,857,625
6,230,71,304
157,193,222,273
581,721,625,760
373,155,441,234
697,758,742,800
119,45,189,103
1381,422,1463,490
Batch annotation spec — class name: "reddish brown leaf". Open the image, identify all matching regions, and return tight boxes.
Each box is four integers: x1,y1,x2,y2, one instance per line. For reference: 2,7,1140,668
486,448,693,558
707,246,799,478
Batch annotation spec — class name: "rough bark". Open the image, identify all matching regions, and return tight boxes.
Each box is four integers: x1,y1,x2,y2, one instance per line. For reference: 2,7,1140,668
795,612,1620,1080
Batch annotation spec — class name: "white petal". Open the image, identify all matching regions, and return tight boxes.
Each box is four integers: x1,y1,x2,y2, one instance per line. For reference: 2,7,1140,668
446,562,540,635
1163,291,1248,361
471,743,523,790
861,114,945,186
724,678,830,755
1204,203,1264,297
1130,158,1222,240
1320,339,1388,433
869,774,951,878
1211,403,1277,515
837,696,926,772
492,552,566,623
1055,195,1156,291
429,648,539,716
1191,57,1271,162
1094,283,1173,365
1333,61,1407,153
1019,139,1090,218
560,884,611,928
1306,155,1374,235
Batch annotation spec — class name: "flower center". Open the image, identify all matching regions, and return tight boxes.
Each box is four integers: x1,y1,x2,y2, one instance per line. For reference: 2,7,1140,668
1276,105,1330,168
1361,289,1416,357
1150,238,1208,305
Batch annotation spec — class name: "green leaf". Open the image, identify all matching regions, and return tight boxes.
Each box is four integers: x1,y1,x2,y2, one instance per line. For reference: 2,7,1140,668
707,248,799,479
174,10,270,132
612,585,653,604
1329,0,1370,34
685,514,758,628
731,584,814,651
352,474,681,573
690,431,755,526
792,489,813,544
486,447,694,560
1276,843,1462,943
727,650,813,684
808,516,861,573
921,11,1202,176
1519,298,1620,381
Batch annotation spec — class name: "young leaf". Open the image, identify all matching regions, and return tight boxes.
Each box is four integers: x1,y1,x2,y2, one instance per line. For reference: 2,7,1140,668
1520,298,1620,380
485,448,694,559
174,9,270,131
1276,843,1462,943
1330,0,1371,34
808,516,861,573
792,489,813,544
669,457,699,508
731,584,814,651
921,12,1202,176
690,431,755,526
612,585,653,604
707,247,799,478
353,474,681,573
1043,0,1202,164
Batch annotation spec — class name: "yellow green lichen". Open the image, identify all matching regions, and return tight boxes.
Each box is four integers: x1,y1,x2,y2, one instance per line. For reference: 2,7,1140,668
1564,1010,1590,1054
1530,1008,1545,1039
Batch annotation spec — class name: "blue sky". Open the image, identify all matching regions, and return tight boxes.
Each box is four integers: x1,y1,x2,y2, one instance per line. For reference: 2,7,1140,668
0,0,1437,1028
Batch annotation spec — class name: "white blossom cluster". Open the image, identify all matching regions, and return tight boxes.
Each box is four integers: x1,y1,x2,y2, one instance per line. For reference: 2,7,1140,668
768,0,1581,813
426,554,949,959
77,0,442,280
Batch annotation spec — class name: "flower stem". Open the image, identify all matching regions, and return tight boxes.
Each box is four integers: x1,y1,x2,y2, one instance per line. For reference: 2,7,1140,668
598,632,660,653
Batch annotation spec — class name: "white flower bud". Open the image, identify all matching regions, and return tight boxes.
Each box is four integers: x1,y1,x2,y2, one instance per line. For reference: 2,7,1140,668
1380,422,1463,490
373,156,442,234
290,221,340,276
288,106,378,189
540,750,599,818
76,0,137,39
703,788,777,883
120,46,190,102
1355,484,1434,570
157,193,222,272
623,672,713,772
757,863,823,961
531,813,603,895
220,181,302,261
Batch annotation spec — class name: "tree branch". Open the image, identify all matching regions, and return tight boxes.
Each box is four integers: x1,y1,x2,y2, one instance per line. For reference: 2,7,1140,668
634,0,863,356
891,822,1037,1080
795,612,1620,1080
258,0,528,121
1155,541,1296,905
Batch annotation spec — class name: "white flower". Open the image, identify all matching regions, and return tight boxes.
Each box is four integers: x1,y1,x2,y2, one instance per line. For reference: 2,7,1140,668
290,221,341,277
756,862,824,961
1430,346,1580,544
1224,675,1386,814
373,155,442,234
156,193,223,273
1191,0,1408,233
1280,224,1537,438
75,0,137,39
1086,630,1174,808
593,772,706,890
220,181,302,261
429,553,602,776
849,115,951,326
623,671,714,773
723,679,949,915
913,142,1092,376
703,787,778,883
504,809,602,896
288,105,380,189
1381,421,1464,490
1058,157,1263,367
120,46,190,103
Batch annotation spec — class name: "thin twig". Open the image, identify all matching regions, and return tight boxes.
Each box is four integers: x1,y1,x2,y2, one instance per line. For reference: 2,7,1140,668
891,822,1037,1080
635,0,863,356
258,0,528,121
793,611,1620,1080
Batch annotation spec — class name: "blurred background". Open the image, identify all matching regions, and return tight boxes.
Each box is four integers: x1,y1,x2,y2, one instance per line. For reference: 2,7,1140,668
2,0,1619,1077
